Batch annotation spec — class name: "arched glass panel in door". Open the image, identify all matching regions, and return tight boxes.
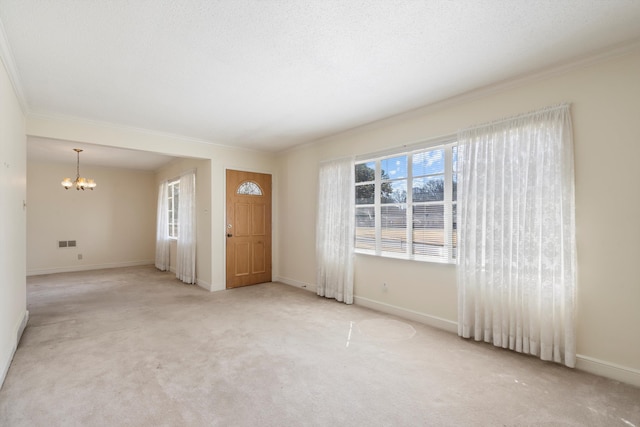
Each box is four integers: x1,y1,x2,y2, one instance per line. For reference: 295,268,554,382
237,181,263,196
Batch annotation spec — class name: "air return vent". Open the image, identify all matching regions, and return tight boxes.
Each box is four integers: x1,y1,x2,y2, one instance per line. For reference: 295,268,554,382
58,240,77,248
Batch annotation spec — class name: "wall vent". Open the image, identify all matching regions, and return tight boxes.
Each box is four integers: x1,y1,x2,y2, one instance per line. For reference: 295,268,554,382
68,240,76,247
58,241,68,248
58,240,77,248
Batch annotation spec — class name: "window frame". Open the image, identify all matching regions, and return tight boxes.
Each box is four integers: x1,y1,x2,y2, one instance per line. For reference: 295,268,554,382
355,138,458,264
167,179,179,239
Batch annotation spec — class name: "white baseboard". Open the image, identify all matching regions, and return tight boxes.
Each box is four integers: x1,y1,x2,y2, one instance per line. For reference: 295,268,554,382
17,310,28,345
1,310,29,391
0,347,10,391
353,295,458,334
196,278,212,292
576,354,640,388
26,260,154,276
275,276,316,293
209,282,226,292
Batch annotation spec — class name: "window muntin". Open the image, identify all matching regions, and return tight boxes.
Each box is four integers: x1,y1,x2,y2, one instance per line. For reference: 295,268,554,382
355,141,457,263
168,179,179,238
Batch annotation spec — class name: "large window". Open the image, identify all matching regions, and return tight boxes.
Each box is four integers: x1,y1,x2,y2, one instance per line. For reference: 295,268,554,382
355,140,457,263
167,179,179,238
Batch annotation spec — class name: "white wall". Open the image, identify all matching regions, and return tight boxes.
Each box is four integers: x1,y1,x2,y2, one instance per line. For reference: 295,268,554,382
276,47,640,386
0,58,27,388
26,116,278,291
155,157,212,289
27,161,156,275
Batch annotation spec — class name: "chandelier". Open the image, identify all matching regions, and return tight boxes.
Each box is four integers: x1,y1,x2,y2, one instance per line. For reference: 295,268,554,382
61,148,97,190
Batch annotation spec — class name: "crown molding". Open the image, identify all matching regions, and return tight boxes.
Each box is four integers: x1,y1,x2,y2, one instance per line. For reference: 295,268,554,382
0,17,28,113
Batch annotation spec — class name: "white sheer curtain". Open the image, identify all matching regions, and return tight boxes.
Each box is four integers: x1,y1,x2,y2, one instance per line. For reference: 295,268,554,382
457,104,577,367
316,157,355,304
155,181,170,271
176,170,197,284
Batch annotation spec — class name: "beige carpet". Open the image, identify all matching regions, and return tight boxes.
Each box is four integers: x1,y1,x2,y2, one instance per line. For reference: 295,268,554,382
1,266,639,426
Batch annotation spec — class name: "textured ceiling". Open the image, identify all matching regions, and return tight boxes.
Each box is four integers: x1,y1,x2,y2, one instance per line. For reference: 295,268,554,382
2,0,640,153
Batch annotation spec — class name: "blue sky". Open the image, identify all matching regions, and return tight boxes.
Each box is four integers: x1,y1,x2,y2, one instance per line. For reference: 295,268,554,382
382,149,444,179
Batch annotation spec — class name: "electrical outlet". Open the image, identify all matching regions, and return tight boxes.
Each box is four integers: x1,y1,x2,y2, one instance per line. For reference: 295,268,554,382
78,254,83,260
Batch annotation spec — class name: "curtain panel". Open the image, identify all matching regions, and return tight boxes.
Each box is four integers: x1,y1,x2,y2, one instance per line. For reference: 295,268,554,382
155,181,170,271
176,170,197,284
316,157,355,304
457,104,577,367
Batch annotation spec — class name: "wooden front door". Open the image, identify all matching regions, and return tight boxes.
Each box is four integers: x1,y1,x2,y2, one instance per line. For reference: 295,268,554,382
226,169,272,288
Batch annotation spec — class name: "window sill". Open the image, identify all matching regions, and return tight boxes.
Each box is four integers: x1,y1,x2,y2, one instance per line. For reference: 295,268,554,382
355,248,456,265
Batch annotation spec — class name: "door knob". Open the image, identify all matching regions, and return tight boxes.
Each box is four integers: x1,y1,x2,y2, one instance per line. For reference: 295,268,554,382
227,233,232,237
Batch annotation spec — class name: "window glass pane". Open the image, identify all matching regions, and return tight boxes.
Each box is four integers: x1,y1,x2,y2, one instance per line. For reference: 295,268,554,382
381,179,407,204
174,192,179,221
413,149,444,176
413,204,445,257
356,184,375,205
355,207,375,250
381,205,407,253
355,162,376,183
452,145,458,202
453,172,457,201
381,156,407,180
452,203,457,259
452,146,458,172
413,176,444,202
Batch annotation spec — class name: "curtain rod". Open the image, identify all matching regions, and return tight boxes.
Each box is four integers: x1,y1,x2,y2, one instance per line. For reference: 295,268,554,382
354,133,457,162
459,103,571,133
319,155,355,165
320,103,569,165
318,132,457,165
